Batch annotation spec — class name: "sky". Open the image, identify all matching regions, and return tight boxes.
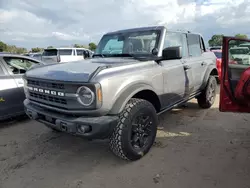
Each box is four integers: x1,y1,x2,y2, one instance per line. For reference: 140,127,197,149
0,0,250,49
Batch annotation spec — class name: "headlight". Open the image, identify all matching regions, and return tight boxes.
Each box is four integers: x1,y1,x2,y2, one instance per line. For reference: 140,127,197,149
76,86,95,106
22,78,28,96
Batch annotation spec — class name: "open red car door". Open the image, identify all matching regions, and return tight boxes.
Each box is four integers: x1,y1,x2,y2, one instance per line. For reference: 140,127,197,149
220,37,250,113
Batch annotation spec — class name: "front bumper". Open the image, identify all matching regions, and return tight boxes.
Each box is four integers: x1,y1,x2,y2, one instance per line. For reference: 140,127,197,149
24,99,118,139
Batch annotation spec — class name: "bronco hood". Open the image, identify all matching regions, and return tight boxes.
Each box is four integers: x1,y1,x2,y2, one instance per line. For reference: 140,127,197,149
25,58,138,82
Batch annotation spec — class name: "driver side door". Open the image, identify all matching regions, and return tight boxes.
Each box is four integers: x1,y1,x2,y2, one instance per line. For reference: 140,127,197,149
219,37,250,113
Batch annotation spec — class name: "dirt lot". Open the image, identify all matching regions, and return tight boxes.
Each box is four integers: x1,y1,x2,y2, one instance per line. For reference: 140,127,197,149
0,93,250,188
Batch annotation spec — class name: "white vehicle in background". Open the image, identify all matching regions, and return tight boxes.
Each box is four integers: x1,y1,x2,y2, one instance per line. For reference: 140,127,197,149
41,48,93,63
239,42,250,49
229,46,250,65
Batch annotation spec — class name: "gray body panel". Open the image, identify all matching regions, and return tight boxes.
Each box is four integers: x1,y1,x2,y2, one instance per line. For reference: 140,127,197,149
23,26,218,118
25,58,139,82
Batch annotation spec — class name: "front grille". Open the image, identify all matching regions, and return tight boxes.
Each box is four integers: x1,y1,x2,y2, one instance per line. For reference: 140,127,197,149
27,79,65,90
30,92,67,104
26,78,84,110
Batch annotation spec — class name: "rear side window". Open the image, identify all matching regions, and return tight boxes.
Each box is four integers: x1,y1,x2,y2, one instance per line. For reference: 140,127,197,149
43,49,58,56
164,32,188,57
58,49,72,55
76,49,84,56
187,34,202,57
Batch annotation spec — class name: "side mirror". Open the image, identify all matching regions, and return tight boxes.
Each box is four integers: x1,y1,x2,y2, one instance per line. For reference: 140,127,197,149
162,46,182,60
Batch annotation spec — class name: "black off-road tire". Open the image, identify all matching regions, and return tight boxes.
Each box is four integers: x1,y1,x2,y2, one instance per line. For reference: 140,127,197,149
197,76,217,109
109,98,158,161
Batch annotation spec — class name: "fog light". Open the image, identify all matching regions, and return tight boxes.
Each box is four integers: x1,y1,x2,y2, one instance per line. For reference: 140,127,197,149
78,125,91,134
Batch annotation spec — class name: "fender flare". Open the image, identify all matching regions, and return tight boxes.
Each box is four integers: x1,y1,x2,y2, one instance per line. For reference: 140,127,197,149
201,65,218,89
109,83,157,115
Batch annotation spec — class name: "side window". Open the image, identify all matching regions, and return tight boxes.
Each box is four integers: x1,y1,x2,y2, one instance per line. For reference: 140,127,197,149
58,49,73,56
76,49,84,56
3,57,37,74
187,34,202,57
164,32,188,57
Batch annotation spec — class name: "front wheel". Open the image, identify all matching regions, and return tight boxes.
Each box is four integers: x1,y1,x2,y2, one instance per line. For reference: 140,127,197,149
109,98,158,161
197,76,217,108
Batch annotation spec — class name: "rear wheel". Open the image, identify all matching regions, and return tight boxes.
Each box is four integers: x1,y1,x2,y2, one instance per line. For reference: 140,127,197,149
109,98,158,161
197,76,217,108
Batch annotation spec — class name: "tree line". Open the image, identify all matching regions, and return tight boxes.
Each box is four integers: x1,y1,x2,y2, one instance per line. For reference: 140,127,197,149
1,33,248,54
0,41,97,54
208,34,248,47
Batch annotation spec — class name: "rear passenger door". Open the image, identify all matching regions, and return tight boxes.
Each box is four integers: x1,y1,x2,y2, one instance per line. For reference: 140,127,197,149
185,34,207,91
0,59,22,119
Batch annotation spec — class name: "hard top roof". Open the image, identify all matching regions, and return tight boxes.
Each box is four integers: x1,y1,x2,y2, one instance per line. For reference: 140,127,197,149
104,25,196,35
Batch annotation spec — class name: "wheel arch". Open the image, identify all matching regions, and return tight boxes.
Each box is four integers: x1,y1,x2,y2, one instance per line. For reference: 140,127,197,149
109,84,161,115
201,65,219,89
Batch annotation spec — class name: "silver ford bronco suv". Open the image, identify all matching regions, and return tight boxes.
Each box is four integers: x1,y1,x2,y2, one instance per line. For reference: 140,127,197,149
23,26,218,161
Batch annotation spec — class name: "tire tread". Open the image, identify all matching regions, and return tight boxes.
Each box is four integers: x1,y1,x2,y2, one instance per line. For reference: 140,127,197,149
109,98,156,161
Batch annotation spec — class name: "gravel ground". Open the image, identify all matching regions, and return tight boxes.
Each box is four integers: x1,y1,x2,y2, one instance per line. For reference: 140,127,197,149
0,94,250,188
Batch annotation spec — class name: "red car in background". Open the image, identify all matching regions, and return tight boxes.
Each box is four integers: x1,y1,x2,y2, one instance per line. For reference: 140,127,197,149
211,49,238,82
211,49,222,81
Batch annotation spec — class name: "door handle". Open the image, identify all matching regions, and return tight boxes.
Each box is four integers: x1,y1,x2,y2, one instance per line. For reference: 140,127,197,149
201,61,207,66
184,65,191,70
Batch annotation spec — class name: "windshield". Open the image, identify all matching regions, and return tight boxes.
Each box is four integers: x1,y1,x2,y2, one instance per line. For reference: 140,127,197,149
230,48,249,54
95,30,161,57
